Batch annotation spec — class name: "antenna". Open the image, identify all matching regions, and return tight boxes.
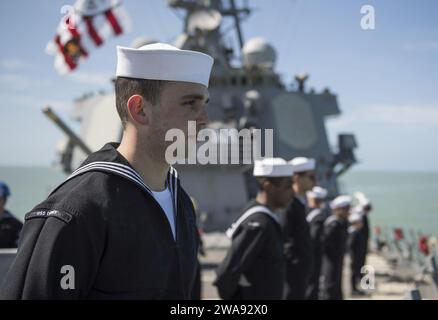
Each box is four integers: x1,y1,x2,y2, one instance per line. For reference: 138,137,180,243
229,0,244,49
168,0,251,42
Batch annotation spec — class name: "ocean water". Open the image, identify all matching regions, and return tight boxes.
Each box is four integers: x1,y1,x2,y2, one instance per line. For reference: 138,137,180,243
0,167,67,221
1,167,437,236
339,171,438,237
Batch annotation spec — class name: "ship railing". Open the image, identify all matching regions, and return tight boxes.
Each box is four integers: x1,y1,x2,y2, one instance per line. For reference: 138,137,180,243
376,226,432,281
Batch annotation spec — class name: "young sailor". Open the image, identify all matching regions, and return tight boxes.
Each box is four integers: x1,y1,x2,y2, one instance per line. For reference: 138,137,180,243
281,157,315,299
320,195,352,300
305,186,329,300
214,158,294,300
354,192,372,283
0,43,213,299
347,211,366,296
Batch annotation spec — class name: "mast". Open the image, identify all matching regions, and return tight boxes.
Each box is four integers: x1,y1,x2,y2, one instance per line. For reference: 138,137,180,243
229,0,244,49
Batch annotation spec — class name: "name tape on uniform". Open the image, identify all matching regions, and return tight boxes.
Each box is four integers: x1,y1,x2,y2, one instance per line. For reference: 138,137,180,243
25,210,73,224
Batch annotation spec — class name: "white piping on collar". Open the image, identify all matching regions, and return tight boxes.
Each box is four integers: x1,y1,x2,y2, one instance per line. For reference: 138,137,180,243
48,160,180,242
69,161,151,193
306,208,323,223
225,205,279,239
52,161,179,209
324,214,340,226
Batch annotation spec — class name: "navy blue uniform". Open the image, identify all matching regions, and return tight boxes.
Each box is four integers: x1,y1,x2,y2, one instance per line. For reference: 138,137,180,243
358,214,370,270
305,208,328,299
348,226,366,292
0,143,199,299
281,197,313,300
320,215,348,300
214,202,285,300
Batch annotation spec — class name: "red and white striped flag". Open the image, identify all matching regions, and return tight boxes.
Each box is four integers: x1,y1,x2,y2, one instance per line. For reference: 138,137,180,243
46,0,131,75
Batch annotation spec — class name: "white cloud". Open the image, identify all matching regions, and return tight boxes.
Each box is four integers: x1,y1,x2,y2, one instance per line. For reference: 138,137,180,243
67,71,112,86
328,104,438,130
326,104,438,172
41,100,72,113
0,94,71,113
373,105,438,125
402,41,438,53
0,68,111,90
0,73,51,90
0,58,32,71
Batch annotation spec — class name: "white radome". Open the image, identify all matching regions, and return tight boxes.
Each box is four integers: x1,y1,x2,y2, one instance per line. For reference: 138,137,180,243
242,37,277,70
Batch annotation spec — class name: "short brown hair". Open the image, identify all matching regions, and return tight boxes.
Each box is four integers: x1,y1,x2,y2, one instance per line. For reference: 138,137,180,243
115,77,166,128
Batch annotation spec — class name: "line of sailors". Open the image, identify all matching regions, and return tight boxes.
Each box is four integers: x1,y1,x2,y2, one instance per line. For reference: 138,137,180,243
214,157,372,300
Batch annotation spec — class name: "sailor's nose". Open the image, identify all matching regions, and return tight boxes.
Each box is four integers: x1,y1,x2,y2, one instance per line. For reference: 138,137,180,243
197,105,209,124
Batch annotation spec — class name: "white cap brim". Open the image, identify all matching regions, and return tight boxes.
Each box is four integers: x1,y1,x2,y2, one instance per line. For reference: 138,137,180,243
116,44,214,87
330,195,352,210
289,157,316,173
253,158,294,177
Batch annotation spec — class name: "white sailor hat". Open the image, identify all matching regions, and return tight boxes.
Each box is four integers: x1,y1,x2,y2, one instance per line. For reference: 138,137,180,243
349,212,363,224
307,186,328,200
330,195,352,210
354,192,371,207
351,206,364,215
289,157,316,173
253,158,294,177
116,43,214,87
361,198,371,207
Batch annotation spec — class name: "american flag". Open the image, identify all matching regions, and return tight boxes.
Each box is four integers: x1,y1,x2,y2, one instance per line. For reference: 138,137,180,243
46,0,131,75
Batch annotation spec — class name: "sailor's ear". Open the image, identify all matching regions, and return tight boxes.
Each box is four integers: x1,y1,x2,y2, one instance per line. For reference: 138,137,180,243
263,179,275,193
127,95,149,126
292,174,299,185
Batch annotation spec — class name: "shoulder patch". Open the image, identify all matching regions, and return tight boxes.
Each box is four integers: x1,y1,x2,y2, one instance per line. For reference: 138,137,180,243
25,210,73,224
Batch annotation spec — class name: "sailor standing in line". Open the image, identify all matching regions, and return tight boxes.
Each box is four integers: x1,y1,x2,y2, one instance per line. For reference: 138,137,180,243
281,157,315,299
0,182,23,249
0,43,213,299
354,192,372,281
214,158,294,300
304,186,329,300
320,195,352,300
347,211,366,296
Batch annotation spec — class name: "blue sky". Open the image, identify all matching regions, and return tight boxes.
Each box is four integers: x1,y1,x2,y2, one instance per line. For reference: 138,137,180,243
0,0,437,171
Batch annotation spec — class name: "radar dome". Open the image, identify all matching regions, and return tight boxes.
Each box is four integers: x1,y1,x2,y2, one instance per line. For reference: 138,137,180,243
242,37,277,70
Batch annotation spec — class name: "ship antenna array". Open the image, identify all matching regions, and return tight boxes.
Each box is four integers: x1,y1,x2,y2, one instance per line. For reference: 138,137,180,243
229,0,245,49
168,0,252,48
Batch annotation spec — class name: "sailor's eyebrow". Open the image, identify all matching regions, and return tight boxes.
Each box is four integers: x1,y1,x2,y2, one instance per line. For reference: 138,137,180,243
180,94,210,103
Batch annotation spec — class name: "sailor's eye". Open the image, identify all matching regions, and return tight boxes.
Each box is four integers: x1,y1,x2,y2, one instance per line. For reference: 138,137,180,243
183,100,196,106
